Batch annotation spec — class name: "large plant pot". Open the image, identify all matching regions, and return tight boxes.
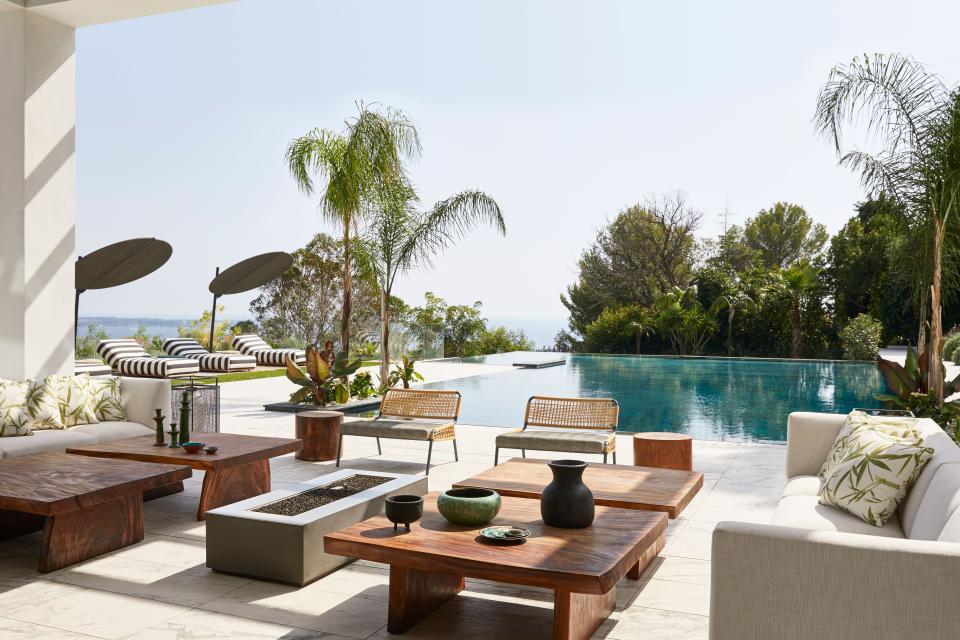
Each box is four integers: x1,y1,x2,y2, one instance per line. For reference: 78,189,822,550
540,460,595,528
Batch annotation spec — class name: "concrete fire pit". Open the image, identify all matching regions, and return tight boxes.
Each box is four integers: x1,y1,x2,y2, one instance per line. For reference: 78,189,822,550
205,469,427,585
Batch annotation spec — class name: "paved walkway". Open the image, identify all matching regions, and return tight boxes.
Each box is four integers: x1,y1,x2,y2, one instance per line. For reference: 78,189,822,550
0,373,787,639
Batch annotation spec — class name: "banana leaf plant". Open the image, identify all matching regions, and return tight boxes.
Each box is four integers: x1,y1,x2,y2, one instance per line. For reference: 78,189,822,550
876,347,960,411
285,345,362,405
385,355,424,390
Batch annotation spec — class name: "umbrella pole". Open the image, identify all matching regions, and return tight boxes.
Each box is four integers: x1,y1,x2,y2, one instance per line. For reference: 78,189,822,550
74,289,83,351
208,267,220,352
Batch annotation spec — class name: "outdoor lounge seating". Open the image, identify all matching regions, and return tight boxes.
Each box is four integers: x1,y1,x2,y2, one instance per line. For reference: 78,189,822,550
232,334,306,366
494,395,619,464
74,359,112,377
97,339,200,378
710,411,960,639
162,338,256,372
336,388,461,475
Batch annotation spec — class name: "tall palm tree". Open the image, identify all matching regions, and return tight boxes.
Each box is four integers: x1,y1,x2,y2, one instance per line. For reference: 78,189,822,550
362,183,505,385
713,282,755,356
775,265,819,358
815,53,960,405
286,104,420,355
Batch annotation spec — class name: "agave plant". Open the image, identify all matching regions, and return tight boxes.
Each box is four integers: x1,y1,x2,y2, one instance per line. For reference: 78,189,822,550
876,347,960,419
285,345,362,405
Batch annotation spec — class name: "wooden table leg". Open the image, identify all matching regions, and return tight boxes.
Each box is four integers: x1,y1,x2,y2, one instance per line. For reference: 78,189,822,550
197,459,271,520
0,509,45,540
628,528,666,580
387,565,464,634
553,587,616,640
39,493,143,573
143,480,184,502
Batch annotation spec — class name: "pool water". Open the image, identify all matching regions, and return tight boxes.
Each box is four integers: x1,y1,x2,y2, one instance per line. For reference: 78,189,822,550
423,353,886,442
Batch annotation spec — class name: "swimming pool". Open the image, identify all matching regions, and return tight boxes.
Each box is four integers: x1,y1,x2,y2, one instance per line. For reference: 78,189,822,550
422,353,887,442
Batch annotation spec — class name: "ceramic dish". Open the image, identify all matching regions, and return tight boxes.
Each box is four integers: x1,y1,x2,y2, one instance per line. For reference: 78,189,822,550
203,446,219,455
479,526,531,545
181,442,205,454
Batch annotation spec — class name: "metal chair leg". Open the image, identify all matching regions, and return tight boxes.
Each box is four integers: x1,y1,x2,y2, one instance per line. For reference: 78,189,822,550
335,434,343,467
426,441,434,476
376,437,382,455
494,447,499,466
521,449,526,458
453,439,459,461
612,450,617,464
603,452,608,464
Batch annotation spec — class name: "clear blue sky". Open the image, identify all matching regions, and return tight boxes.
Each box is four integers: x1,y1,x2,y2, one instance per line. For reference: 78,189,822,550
75,0,960,341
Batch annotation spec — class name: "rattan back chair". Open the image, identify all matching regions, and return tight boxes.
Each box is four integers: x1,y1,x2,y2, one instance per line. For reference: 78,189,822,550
378,388,462,422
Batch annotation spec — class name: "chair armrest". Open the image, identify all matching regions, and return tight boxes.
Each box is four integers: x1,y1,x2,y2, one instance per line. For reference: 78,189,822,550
119,377,171,428
711,521,960,640
785,412,845,478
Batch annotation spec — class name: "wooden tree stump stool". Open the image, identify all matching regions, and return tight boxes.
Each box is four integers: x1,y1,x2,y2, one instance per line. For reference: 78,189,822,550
295,410,344,462
632,433,693,471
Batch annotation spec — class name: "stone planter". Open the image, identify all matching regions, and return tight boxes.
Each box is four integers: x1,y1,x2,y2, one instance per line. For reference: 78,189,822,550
205,469,427,586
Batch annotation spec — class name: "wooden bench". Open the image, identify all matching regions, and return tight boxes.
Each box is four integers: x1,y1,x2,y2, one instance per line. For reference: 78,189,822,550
336,388,461,475
494,396,619,464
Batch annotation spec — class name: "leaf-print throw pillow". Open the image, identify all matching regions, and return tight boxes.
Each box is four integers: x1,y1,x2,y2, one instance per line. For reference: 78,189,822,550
87,376,125,422
26,376,65,430
819,411,921,479
818,427,933,527
56,375,99,427
0,380,32,437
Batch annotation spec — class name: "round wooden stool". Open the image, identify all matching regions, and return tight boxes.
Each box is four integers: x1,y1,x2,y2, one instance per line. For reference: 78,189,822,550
632,432,693,471
294,410,344,461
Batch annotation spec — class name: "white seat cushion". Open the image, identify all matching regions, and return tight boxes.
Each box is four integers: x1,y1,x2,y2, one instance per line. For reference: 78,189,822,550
0,429,97,459
783,475,821,497
69,421,153,443
899,425,960,537
771,495,906,538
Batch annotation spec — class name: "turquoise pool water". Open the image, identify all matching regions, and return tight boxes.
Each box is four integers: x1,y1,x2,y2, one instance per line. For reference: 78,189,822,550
423,353,886,442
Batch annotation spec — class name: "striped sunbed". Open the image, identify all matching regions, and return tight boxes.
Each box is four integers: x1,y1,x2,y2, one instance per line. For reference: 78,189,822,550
232,334,306,366
74,360,113,377
96,339,200,378
162,338,256,372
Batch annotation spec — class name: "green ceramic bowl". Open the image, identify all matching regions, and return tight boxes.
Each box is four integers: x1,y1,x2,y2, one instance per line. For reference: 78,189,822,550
437,488,501,527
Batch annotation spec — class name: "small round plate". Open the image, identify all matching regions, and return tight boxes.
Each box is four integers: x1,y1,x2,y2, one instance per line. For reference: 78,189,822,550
479,526,531,545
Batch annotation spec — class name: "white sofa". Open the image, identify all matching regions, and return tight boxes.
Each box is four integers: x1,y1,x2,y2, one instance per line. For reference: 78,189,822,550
711,412,960,640
0,377,169,459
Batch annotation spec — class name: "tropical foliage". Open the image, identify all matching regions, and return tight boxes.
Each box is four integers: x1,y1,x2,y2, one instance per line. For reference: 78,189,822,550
284,343,363,405
839,314,883,361
876,347,960,424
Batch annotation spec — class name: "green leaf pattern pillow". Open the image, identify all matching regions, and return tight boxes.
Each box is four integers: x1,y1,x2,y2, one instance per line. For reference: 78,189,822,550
819,411,921,479
55,375,99,427
818,428,933,527
26,376,64,430
88,377,125,422
0,380,32,437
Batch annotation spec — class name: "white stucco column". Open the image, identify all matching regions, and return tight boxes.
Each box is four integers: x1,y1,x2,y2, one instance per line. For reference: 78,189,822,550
0,7,76,380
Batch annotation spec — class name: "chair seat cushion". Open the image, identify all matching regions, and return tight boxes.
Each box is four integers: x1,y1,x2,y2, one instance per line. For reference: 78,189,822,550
495,429,615,454
192,353,257,372
340,419,453,441
0,429,97,459
783,475,822,497
114,357,200,378
69,421,154,443
772,495,906,538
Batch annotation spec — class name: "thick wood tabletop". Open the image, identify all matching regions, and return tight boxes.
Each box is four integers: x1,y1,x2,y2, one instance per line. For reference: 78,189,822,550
453,458,703,518
66,434,301,471
325,493,666,595
0,452,191,516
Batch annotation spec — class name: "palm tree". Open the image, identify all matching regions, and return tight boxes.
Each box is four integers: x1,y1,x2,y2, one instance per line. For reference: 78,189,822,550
286,104,420,356
774,265,819,358
362,183,505,385
713,282,756,356
815,53,960,405
653,286,722,355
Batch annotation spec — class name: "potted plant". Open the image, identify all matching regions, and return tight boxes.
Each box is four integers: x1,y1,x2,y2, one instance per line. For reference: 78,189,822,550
285,344,362,405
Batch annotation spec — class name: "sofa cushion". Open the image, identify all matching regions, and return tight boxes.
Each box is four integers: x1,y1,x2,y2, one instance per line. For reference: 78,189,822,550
88,376,126,422
818,428,933,527
0,429,97,459
0,380,32,437
783,475,821,497
899,423,960,537
69,421,153,443
772,495,905,538
903,462,960,541
340,419,453,441
26,376,64,430
819,411,922,479
55,374,99,427
495,428,616,454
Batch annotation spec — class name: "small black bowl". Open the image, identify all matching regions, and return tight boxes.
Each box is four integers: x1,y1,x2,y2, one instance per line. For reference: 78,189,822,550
385,495,424,532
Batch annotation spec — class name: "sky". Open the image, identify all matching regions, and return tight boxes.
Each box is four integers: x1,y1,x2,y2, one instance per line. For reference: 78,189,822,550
75,0,960,346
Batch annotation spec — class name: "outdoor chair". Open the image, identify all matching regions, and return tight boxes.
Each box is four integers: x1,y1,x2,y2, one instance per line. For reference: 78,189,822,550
162,338,256,372
232,334,306,367
96,339,200,378
494,396,619,464
336,388,461,475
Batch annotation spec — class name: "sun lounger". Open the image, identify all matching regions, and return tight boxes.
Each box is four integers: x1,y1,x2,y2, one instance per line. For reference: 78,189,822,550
74,359,113,377
231,334,306,366
96,339,200,378
161,338,256,372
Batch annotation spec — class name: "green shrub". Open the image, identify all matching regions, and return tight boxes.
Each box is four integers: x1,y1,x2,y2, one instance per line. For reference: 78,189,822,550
839,313,883,360
349,371,376,399
943,333,960,362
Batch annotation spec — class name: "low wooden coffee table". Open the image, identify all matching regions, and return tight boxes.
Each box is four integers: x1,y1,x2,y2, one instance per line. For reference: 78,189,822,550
454,457,703,519
325,493,666,640
66,433,301,520
0,452,191,572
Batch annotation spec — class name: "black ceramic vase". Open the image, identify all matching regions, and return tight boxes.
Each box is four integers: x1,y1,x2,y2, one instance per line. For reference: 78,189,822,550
540,460,595,528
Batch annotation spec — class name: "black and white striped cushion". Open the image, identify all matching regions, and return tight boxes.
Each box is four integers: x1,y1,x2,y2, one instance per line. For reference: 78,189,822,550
162,338,256,372
74,361,113,377
232,334,305,366
96,339,200,378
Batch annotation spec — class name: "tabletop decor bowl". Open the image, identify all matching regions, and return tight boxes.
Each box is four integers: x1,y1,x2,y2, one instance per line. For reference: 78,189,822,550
203,446,219,455
479,525,530,545
181,442,205,454
437,488,501,526
385,495,424,531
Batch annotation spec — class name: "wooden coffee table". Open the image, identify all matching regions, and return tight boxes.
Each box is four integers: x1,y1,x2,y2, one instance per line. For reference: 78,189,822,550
0,452,191,572
325,493,666,640
454,457,703,518
66,433,301,520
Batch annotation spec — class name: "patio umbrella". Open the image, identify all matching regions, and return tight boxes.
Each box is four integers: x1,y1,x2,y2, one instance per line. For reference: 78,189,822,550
74,237,173,343
206,252,293,351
